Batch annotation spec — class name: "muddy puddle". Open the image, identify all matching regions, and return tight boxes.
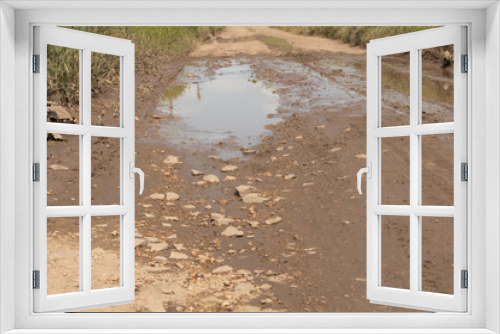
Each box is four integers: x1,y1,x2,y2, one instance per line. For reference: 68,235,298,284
156,61,281,159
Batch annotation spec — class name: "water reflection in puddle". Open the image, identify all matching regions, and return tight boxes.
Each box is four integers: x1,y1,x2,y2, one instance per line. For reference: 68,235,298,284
157,62,280,159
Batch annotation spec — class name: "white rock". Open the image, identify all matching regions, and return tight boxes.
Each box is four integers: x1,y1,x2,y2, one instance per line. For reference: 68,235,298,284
222,226,244,237
149,193,165,200
135,238,146,248
223,175,237,182
210,213,234,226
203,174,220,183
166,192,180,201
150,242,169,252
265,217,282,225
233,282,255,297
212,265,234,274
173,243,185,251
284,174,296,181
162,155,180,165
153,255,168,263
162,216,179,221
235,185,257,197
182,205,196,210
191,169,204,176
50,164,68,170
194,181,207,186
221,165,239,173
247,220,260,228
144,237,160,243
242,193,269,204
170,251,188,260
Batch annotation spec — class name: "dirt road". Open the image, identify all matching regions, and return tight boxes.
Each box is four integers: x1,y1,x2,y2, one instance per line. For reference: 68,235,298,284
47,26,454,313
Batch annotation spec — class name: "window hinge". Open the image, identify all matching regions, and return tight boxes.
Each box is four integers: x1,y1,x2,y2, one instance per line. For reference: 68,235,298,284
33,54,40,73
461,54,468,73
33,270,40,289
33,163,40,182
461,162,468,182
461,270,468,289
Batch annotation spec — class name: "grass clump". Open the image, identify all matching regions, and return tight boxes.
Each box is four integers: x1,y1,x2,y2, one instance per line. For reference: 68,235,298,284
260,36,293,53
48,26,223,106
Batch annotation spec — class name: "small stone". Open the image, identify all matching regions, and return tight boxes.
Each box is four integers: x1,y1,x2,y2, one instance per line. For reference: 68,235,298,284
182,205,196,210
203,174,220,183
150,243,169,252
315,124,326,130
149,193,165,200
284,174,296,181
153,255,168,263
261,298,273,305
144,213,155,218
235,185,257,197
162,216,179,221
212,265,233,274
195,181,207,186
166,192,180,201
144,237,160,243
169,251,188,260
221,226,244,237
50,164,68,170
176,263,185,269
233,282,255,297
295,135,303,140
303,182,314,187
162,155,180,165
356,154,367,159
330,147,342,153
191,169,204,176
152,114,161,119
221,165,239,173
242,193,269,204
247,220,260,228
265,217,282,225
260,283,272,290
223,175,237,182
135,238,146,248
173,243,185,251
210,213,234,226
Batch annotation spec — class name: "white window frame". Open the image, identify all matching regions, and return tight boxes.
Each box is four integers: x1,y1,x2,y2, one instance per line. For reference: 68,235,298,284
1,1,499,333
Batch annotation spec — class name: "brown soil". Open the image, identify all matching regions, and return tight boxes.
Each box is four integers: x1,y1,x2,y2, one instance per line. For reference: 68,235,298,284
46,27,454,313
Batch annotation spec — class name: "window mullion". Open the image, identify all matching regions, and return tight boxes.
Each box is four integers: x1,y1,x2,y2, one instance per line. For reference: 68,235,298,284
409,47,420,294
82,48,92,294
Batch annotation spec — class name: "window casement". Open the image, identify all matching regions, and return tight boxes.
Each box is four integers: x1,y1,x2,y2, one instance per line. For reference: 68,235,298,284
5,3,493,333
33,26,140,312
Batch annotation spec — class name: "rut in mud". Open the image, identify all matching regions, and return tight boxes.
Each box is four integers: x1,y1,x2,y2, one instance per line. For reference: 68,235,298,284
47,27,454,312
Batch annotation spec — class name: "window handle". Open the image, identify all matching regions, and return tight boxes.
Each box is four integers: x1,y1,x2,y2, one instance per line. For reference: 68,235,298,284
357,162,372,195
129,162,144,195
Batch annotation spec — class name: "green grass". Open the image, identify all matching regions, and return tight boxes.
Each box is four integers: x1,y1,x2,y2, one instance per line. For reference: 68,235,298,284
48,26,223,106
260,36,293,53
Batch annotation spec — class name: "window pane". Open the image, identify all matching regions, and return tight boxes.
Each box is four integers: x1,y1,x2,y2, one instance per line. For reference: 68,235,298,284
421,217,454,294
47,217,80,295
381,52,410,127
421,45,454,124
47,45,80,124
47,133,80,206
91,137,121,205
381,216,410,290
92,216,121,290
381,136,410,205
421,133,454,206
91,52,121,127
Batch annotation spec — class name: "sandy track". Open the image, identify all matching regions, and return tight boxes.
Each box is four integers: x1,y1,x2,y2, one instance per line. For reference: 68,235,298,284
191,26,365,57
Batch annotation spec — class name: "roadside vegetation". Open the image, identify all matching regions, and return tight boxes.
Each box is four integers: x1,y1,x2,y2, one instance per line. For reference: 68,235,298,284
275,26,438,48
48,26,223,106
259,36,293,54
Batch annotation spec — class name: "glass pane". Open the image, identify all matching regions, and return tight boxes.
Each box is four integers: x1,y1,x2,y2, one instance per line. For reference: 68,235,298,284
421,45,454,124
47,45,80,124
421,217,454,294
421,133,454,206
47,133,80,206
91,137,121,205
92,216,121,290
381,215,410,290
381,52,410,127
381,136,410,205
47,217,80,295
91,52,121,127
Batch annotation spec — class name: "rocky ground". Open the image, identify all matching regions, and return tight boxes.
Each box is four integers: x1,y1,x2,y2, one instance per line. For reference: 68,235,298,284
46,27,455,313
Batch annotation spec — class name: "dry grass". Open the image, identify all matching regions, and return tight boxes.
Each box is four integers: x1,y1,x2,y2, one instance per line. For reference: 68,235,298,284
48,26,223,106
